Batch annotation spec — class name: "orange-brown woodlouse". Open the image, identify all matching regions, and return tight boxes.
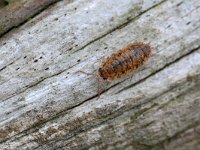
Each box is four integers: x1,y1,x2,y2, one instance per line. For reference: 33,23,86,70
79,42,152,95
99,42,151,80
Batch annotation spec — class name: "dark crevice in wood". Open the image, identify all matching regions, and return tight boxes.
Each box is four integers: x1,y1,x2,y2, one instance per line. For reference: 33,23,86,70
0,61,14,72
0,0,8,8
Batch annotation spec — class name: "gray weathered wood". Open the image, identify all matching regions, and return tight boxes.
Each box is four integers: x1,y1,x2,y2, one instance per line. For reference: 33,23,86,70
0,0,200,149
0,0,63,36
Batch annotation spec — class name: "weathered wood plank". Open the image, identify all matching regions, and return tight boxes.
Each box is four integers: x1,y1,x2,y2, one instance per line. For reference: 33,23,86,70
0,0,200,149
158,124,200,150
0,0,165,142
0,0,164,101
0,0,63,36
17,49,200,150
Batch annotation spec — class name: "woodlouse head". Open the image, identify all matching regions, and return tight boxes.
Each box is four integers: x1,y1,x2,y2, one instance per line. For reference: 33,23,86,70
98,68,107,80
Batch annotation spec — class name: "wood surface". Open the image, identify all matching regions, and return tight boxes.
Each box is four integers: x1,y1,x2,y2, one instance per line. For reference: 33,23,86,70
0,0,200,149
0,0,62,36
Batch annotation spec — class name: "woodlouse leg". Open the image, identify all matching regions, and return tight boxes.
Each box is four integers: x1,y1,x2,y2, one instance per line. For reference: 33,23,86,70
97,76,102,98
77,70,95,76
77,70,102,98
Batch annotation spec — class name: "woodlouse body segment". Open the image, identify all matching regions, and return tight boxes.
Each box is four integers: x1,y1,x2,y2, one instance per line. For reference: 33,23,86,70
99,42,151,80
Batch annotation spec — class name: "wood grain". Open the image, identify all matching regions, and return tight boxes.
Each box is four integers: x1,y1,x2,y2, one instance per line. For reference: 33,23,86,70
0,0,199,149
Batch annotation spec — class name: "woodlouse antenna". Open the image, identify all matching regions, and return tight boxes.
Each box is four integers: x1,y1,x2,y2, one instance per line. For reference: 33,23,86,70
77,70,103,98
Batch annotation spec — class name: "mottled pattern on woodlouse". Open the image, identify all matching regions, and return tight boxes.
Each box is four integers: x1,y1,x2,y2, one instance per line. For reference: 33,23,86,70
98,42,151,80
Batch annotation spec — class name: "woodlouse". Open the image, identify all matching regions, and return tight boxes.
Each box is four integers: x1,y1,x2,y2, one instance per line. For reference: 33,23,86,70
99,42,151,80
79,42,152,95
